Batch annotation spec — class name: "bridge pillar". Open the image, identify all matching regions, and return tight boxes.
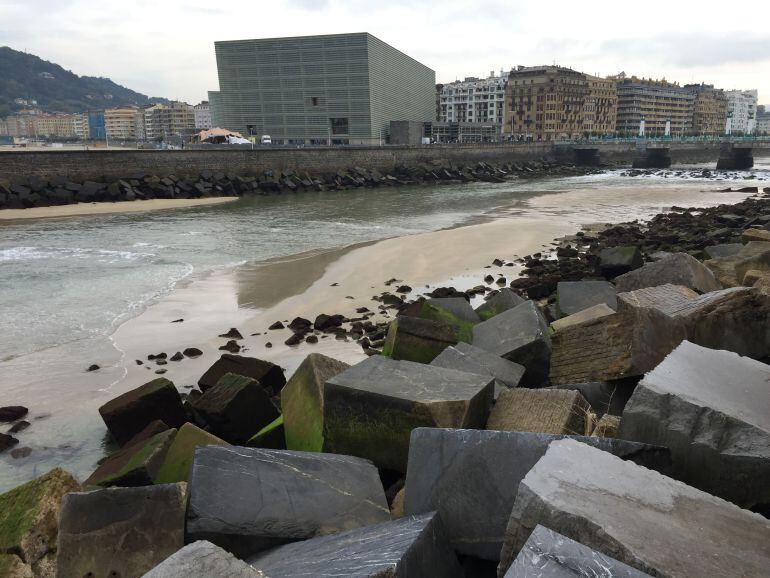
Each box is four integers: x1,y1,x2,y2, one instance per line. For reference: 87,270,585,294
632,147,671,169
716,143,753,170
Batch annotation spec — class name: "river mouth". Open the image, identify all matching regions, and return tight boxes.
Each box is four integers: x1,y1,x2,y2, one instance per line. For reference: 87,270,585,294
0,165,767,491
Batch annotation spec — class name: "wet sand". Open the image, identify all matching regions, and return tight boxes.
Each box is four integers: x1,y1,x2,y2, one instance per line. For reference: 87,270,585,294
0,197,239,221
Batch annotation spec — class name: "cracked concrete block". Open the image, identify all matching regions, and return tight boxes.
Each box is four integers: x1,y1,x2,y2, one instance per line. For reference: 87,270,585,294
430,341,525,398
143,541,263,577
614,253,722,294
498,439,770,578
487,388,592,436
557,281,617,317
186,445,390,558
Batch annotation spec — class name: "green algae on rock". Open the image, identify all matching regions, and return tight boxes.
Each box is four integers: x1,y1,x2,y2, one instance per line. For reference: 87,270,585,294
154,423,229,484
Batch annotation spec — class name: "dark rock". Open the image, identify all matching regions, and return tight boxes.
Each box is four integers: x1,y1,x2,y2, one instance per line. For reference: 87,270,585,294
287,317,312,334
0,406,28,422
85,428,177,487
183,347,203,358
98,378,186,446
305,334,318,344
7,419,30,434
475,288,526,321
186,445,390,557
87,364,100,372
404,428,671,561
170,318,184,323
423,297,480,325
218,340,241,353
169,352,184,362
268,321,285,330
556,281,617,317
598,246,643,278
396,285,412,293
324,356,494,471
245,416,286,449
10,446,32,459
614,253,722,294
285,333,303,346
546,379,637,419
248,513,463,577
218,328,244,340
198,354,286,395
314,313,344,331
148,352,167,360
57,483,187,578
0,432,19,452
144,541,257,577
430,341,525,397
381,316,459,363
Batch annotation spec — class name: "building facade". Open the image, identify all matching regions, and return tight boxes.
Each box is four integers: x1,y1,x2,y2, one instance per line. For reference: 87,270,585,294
104,107,138,140
685,84,728,136
210,32,435,145
612,74,694,137
194,101,212,129
138,102,195,141
438,72,507,133
757,105,770,136
583,75,617,136
33,114,78,138
88,111,106,140
725,89,758,134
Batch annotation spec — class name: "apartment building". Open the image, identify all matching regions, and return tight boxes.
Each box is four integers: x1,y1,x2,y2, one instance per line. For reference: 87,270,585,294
137,102,195,141
104,107,138,140
757,105,770,135
612,73,694,137
438,72,507,129
685,84,728,136
194,101,212,129
725,89,758,134
583,75,617,136
33,114,78,138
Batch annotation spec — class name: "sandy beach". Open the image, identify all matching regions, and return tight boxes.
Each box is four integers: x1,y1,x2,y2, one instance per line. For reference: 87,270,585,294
0,196,239,220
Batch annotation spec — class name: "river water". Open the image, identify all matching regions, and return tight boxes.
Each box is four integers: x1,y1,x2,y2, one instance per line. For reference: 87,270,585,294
0,161,768,490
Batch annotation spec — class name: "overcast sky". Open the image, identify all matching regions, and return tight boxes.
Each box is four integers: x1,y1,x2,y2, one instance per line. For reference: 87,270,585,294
2,0,769,104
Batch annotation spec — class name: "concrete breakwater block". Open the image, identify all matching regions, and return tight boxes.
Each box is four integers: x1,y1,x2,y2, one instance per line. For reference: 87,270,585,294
423,297,480,324
192,373,280,444
153,423,229,484
504,525,652,577
472,300,551,386
556,280,617,317
591,414,621,438
247,513,463,578
98,377,186,446
620,341,770,510
144,541,262,578
85,428,177,487
281,353,349,452
487,388,592,436
475,288,526,321
57,483,187,578
198,354,286,395
381,315,459,363
614,252,722,294
186,445,390,557
550,303,615,332
403,428,671,561
430,341,525,398
598,246,643,278
497,439,770,578
705,241,770,287
546,379,637,419
323,356,494,471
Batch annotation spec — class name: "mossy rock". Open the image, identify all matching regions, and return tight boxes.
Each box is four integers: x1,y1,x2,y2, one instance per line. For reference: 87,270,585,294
0,554,31,577
153,423,228,484
475,289,526,321
418,300,477,343
281,353,350,452
0,468,81,566
86,428,177,487
381,316,458,364
246,415,285,449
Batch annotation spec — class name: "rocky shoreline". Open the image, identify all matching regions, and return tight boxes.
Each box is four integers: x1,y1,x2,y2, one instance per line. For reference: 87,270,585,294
2,188,770,577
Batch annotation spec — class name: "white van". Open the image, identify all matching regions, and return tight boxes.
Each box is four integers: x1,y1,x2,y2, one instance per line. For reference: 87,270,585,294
260,135,272,145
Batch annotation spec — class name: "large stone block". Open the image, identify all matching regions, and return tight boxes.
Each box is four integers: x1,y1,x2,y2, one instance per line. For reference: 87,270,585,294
472,300,551,386
487,388,592,436
381,315,459,363
475,288,526,321
403,428,671,561
99,377,186,446
0,468,80,573
742,228,770,244
198,354,286,395
192,373,280,444
504,525,651,577
556,280,617,317
498,439,770,578
705,241,770,287
153,423,229,484
143,541,261,578
550,303,615,333
247,513,463,578
323,356,494,471
280,353,350,452
423,296,480,324
85,428,177,487
703,242,742,260
186,445,390,557
57,483,187,578
598,246,643,278
620,341,770,510
591,414,621,438
430,341,525,398
614,252,722,294
546,379,637,418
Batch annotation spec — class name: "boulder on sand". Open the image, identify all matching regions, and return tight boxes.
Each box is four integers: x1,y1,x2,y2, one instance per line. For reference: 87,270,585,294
403,428,670,561
0,406,28,422
192,373,280,444
153,423,229,484
614,252,722,294
556,280,617,317
98,377,186,446
247,513,463,578
85,428,177,487
475,288,526,321
505,525,652,578
57,483,187,578
487,388,592,436
281,353,350,452
323,356,494,471
497,439,770,578
381,316,459,364
186,445,390,557
598,246,643,278
430,341,524,397
471,300,551,387
620,340,770,510
144,541,260,578
197,354,286,395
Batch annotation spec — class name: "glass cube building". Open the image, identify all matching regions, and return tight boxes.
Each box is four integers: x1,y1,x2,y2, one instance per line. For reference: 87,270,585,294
209,33,436,145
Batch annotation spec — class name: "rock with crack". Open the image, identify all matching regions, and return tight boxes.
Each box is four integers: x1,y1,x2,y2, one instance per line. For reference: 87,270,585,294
198,354,286,395
504,525,652,577
247,513,463,578
186,445,390,557
323,356,494,471
497,438,770,578
98,377,186,446
381,316,459,363
153,423,229,484
85,428,177,487
281,353,350,452
403,428,670,561
192,373,280,444
0,468,80,576
615,252,722,294
472,300,551,386
556,280,617,317
430,341,524,398
475,288,526,321
144,541,263,577
57,483,187,578
620,340,770,510
487,388,593,436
